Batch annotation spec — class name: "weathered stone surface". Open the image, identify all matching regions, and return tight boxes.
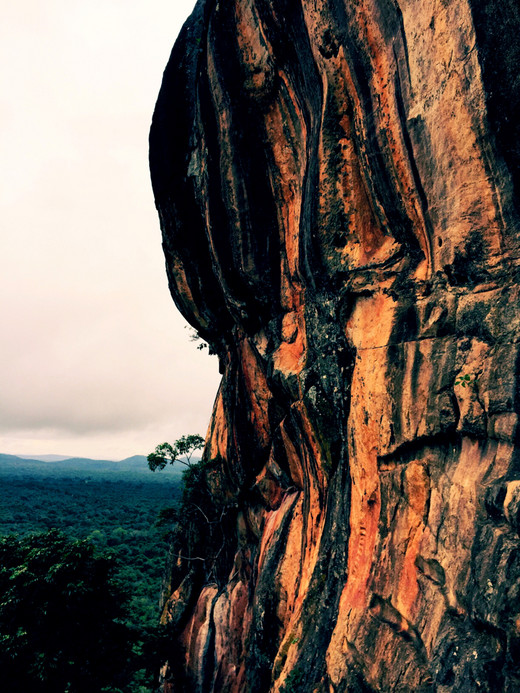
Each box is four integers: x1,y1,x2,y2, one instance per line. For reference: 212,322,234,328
150,0,520,690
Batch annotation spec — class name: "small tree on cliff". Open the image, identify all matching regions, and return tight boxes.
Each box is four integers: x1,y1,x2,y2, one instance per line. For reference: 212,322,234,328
148,435,236,587
147,433,204,472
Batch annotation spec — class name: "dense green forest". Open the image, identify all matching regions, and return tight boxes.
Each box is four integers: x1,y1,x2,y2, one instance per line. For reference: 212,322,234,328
0,453,190,691
0,455,183,630
0,530,143,692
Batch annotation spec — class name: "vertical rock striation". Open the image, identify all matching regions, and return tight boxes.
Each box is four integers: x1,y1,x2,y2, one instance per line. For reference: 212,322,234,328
150,1,520,690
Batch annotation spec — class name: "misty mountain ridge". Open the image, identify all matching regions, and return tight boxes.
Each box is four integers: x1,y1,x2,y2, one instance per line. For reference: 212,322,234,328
0,453,188,480
15,454,76,462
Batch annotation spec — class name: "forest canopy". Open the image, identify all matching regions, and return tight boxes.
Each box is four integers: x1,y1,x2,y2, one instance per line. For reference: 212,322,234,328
0,530,137,692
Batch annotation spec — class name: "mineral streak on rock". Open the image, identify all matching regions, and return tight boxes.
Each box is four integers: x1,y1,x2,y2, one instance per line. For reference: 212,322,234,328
150,0,520,690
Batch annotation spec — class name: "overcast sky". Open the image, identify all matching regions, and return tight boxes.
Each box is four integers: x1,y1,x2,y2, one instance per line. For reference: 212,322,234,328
0,0,221,460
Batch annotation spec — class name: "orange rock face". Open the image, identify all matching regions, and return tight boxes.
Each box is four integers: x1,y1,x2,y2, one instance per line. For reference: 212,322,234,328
150,0,520,690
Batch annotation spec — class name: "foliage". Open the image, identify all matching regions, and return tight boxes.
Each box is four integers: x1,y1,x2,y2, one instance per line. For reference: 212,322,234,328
280,668,306,693
0,474,181,630
160,458,230,585
147,434,205,472
0,530,137,692
149,438,236,589
0,461,196,691
455,373,473,388
186,326,209,351
186,325,216,354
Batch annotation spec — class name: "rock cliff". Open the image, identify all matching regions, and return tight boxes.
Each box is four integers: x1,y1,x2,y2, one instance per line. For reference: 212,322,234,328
149,0,520,690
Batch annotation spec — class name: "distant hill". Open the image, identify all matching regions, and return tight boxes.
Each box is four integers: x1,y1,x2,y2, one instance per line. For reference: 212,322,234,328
15,454,75,462
0,453,187,481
